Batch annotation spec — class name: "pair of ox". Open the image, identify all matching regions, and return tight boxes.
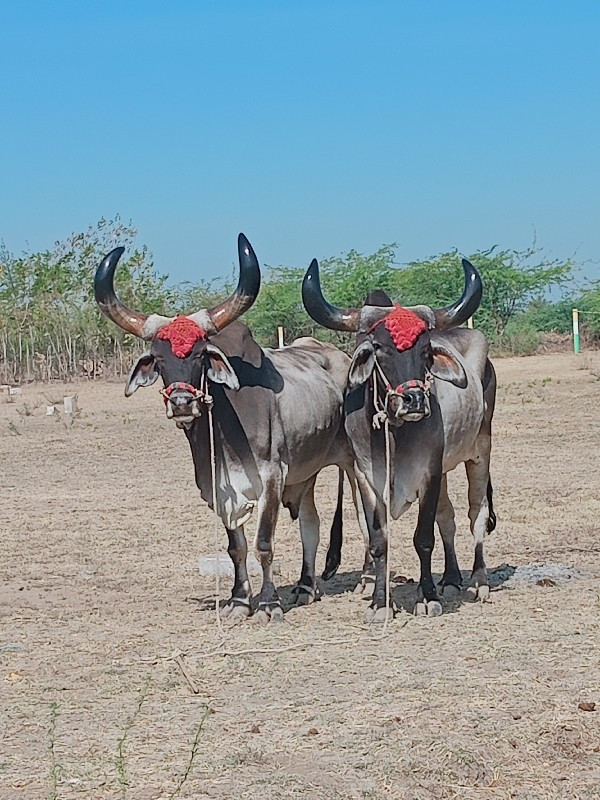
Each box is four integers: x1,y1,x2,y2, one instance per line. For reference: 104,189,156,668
94,234,495,623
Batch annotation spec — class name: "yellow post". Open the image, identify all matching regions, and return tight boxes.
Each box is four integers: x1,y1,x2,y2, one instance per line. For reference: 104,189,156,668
467,317,474,329
277,326,285,348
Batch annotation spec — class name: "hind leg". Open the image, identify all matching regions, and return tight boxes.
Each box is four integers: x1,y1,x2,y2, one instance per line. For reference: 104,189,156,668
436,475,462,598
347,469,375,594
465,458,491,602
292,477,322,605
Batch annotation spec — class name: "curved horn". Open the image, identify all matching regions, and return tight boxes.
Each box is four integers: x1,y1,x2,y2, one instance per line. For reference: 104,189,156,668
94,247,150,338
207,233,261,332
432,258,483,330
302,259,360,332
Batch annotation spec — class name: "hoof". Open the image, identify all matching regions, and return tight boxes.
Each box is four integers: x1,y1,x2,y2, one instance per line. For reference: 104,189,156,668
440,584,461,600
466,583,491,603
413,599,443,617
321,561,340,581
221,601,251,624
353,574,375,595
255,604,285,625
290,584,320,606
364,604,395,624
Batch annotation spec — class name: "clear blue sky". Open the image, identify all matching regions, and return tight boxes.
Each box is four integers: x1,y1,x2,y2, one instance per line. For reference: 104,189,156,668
1,0,599,283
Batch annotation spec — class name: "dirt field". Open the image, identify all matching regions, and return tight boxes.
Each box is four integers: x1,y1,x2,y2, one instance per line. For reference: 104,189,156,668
1,352,600,799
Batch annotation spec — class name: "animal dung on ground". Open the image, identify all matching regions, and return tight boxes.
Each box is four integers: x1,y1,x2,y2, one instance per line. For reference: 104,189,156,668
578,702,596,712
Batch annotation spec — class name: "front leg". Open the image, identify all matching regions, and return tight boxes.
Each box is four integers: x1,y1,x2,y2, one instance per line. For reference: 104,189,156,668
436,474,463,598
221,526,253,624
355,469,394,623
254,477,284,624
414,474,443,617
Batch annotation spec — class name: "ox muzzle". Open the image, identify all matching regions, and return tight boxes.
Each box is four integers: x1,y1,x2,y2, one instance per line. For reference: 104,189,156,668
372,364,433,429
160,382,208,429
385,380,432,423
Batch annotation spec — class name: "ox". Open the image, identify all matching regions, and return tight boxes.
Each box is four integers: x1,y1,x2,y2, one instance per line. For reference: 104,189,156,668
94,235,366,623
302,259,496,620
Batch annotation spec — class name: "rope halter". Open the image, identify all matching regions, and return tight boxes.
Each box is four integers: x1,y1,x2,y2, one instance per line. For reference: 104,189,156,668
371,358,433,430
159,372,214,425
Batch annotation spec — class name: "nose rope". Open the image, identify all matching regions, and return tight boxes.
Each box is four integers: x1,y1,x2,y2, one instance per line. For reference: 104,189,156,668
371,357,433,430
159,381,206,404
159,371,223,633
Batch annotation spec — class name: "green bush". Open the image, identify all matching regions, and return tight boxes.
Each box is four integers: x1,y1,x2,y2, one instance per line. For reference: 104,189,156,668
495,318,541,356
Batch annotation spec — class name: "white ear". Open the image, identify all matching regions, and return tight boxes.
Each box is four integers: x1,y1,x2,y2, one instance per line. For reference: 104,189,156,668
431,345,467,387
348,341,376,389
205,344,240,390
125,353,159,396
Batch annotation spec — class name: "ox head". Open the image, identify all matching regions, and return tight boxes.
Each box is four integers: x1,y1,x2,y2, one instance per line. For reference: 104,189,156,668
94,234,260,427
302,258,482,425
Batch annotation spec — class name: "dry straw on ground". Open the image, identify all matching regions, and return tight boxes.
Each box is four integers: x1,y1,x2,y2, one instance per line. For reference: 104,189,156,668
1,352,600,799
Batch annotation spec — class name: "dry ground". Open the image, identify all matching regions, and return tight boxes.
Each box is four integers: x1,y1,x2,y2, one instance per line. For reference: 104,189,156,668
1,352,600,800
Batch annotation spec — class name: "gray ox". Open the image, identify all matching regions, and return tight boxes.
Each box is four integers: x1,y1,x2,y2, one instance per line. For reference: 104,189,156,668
302,259,496,620
94,235,366,623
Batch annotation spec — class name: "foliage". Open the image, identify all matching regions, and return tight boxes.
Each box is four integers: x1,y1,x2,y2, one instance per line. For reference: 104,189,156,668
577,284,600,339
0,219,584,381
0,217,171,381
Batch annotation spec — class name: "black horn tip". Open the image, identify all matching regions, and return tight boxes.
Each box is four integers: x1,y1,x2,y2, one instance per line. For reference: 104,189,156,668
94,247,125,297
238,232,251,253
301,259,321,303
304,258,320,284
237,233,261,295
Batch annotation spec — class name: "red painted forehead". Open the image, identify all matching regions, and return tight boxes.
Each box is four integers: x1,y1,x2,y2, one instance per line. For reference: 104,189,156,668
156,316,207,358
369,305,428,351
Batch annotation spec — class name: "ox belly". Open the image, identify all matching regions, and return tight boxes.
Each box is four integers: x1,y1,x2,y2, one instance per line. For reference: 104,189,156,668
436,364,485,473
267,346,348,485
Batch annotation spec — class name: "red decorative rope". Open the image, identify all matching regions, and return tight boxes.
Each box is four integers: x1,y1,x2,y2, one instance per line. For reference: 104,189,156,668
156,316,207,358
368,305,427,352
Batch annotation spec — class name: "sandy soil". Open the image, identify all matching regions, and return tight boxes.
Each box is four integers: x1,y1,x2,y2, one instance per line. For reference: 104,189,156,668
1,352,600,799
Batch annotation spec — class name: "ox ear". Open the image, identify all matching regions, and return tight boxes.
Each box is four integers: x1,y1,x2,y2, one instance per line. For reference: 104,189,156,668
430,345,467,388
348,341,376,389
204,343,240,391
125,352,159,397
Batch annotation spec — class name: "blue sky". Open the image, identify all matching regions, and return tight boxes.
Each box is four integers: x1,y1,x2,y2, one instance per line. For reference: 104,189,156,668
1,0,599,284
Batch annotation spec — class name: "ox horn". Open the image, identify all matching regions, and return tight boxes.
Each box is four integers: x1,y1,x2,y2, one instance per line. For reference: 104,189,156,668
94,247,150,338
206,233,261,332
432,258,483,330
302,259,360,332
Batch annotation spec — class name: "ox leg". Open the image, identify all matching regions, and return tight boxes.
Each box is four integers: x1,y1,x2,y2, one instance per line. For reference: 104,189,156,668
465,459,491,602
348,470,375,595
322,469,344,581
355,471,394,624
292,478,322,605
436,475,463,598
221,527,252,624
413,477,443,617
254,479,284,624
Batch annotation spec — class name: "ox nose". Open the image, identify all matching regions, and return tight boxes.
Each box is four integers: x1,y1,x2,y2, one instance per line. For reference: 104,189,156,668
400,388,431,421
165,390,202,420
404,389,425,413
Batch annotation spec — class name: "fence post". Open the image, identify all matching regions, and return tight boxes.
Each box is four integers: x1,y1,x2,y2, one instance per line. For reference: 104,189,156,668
572,308,580,354
467,317,474,329
277,326,285,348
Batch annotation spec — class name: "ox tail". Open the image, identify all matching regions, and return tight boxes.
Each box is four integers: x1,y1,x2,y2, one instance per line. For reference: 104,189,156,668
322,468,345,580
487,477,497,533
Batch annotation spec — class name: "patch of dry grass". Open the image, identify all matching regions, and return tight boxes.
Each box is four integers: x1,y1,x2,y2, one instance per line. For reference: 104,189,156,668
1,354,600,798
